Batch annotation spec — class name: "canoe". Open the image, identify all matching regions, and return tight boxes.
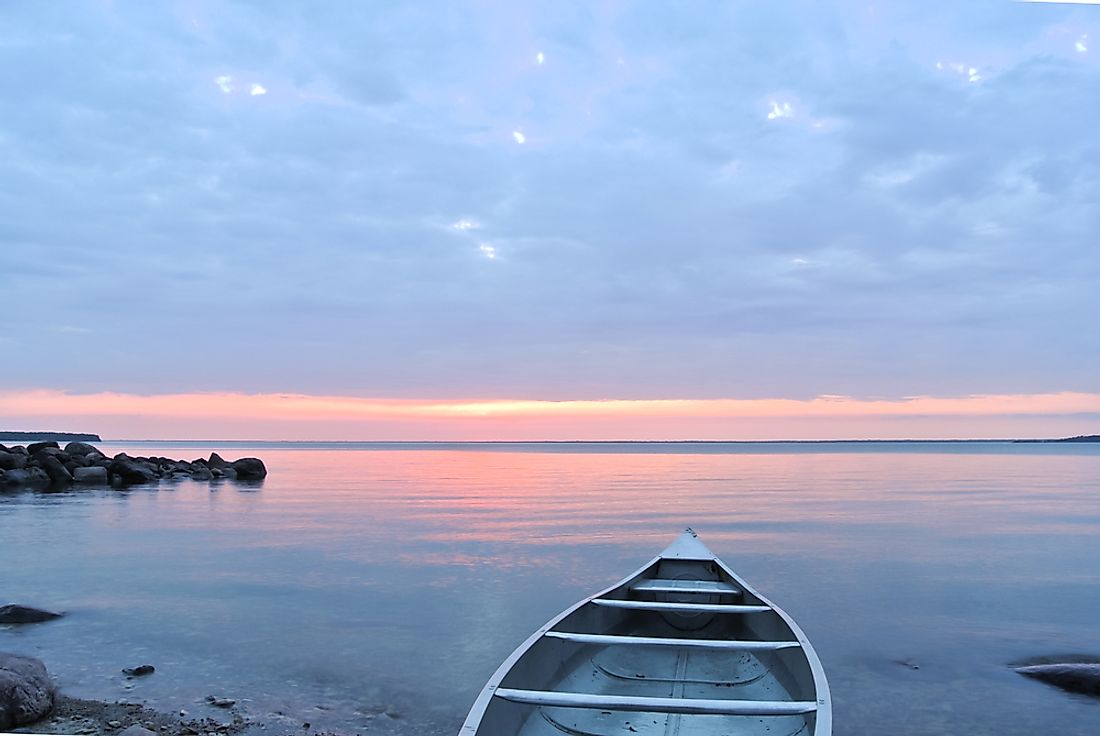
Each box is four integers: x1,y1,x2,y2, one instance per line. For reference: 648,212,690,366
460,529,831,736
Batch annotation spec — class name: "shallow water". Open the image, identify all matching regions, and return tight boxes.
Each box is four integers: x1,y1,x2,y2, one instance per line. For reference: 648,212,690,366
3,442,1100,734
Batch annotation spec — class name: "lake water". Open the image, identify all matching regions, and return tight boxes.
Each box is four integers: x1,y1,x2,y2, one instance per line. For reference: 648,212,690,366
3,442,1100,735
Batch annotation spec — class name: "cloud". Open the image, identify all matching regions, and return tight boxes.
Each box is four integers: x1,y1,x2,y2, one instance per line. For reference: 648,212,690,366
0,1,1097,408
250,83,267,96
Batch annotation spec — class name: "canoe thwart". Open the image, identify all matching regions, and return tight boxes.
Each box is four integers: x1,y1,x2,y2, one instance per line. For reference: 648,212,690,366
631,579,742,595
493,688,818,716
544,631,800,650
591,599,771,613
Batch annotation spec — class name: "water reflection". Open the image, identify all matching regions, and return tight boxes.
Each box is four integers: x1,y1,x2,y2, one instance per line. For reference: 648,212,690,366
2,444,1100,735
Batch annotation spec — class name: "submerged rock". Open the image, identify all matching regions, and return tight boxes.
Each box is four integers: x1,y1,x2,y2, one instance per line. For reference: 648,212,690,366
1015,663,1100,697
122,665,155,678
119,725,157,736
0,652,55,730
0,605,63,624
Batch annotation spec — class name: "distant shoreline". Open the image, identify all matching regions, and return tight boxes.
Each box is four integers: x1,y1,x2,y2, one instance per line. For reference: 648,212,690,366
0,431,101,442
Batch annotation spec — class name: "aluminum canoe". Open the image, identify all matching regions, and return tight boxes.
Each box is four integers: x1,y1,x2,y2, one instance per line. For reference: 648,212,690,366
459,529,831,736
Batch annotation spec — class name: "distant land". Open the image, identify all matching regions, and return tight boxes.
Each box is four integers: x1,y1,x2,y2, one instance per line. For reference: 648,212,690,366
0,431,102,442
1014,434,1100,444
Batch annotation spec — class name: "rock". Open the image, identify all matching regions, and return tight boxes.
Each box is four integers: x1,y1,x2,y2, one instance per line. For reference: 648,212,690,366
107,719,122,728
64,442,102,457
191,468,213,481
206,696,235,708
108,459,158,485
26,468,51,487
39,455,74,485
0,652,55,730
1,469,31,486
207,453,228,470
122,665,155,677
0,605,63,624
0,451,16,471
73,466,109,485
26,441,59,455
1015,663,1100,697
119,726,157,736
230,458,267,480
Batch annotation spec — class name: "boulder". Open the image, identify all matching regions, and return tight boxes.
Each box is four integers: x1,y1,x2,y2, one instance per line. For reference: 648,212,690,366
207,452,229,470
0,652,55,730
73,466,109,485
231,458,267,480
38,455,73,486
122,665,155,677
63,442,101,457
1016,663,1100,697
0,452,26,471
108,458,158,485
25,442,59,455
0,605,62,624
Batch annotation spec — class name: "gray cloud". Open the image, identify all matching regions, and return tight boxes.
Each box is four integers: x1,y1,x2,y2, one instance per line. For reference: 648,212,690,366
1,1,1098,399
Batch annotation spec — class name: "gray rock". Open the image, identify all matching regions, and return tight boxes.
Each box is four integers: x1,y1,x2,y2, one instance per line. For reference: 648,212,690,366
231,458,267,480
122,664,155,677
39,455,73,485
73,466,109,484
207,453,229,470
64,442,102,457
0,652,55,730
0,605,62,624
26,468,50,487
1016,663,1100,697
0,451,16,471
108,459,158,485
119,726,157,736
26,442,59,455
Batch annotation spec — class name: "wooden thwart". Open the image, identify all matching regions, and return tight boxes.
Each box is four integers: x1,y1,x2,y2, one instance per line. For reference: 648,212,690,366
493,688,817,716
544,631,799,650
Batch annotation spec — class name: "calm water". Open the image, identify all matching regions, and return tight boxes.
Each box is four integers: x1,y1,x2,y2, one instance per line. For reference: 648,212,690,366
3,442,1100,735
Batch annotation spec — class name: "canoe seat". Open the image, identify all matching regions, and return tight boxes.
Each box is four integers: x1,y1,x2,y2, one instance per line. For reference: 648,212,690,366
591,599,770,613
545,631,799,650
493,688,817,716
631,579,742,596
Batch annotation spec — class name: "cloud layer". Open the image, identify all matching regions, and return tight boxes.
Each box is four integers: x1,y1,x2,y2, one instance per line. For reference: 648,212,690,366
2,2,1099,404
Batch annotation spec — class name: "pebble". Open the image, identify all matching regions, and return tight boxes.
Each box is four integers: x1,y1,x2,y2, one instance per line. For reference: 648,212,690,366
107,720,122,728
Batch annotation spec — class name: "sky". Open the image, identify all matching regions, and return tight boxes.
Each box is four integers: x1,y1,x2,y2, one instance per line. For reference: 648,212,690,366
2,1,1099,440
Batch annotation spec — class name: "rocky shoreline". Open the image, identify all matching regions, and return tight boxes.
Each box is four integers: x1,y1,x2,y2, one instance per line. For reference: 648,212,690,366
1,650,423,736
0,442,266,490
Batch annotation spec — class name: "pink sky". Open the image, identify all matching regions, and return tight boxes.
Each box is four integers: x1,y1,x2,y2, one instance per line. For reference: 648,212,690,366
2,389,1098,440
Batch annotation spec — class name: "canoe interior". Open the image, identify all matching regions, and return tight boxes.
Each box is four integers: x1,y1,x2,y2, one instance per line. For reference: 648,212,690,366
467,552,826,736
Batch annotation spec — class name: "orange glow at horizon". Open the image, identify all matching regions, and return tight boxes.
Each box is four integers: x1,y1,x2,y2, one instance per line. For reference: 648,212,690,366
1,389,1099,441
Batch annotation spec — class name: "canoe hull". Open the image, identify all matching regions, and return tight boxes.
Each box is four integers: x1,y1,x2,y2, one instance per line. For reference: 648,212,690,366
460,531,831,736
